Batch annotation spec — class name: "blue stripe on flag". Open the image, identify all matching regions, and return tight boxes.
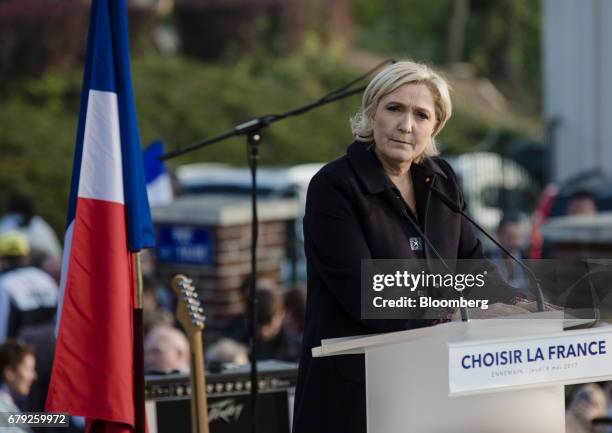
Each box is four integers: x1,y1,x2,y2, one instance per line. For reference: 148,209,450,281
143,140,167,183
109,0,154,251
89,0,117,92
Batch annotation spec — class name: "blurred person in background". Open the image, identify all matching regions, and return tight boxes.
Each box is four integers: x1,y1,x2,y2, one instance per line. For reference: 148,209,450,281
142,275,174,335
0,193,61,259
227,274,278,340
139,250,173,312
205,338,249,371
233,285,301,362
0,339,37,418
603,382,612,433
0,231,58,341
566,383,608,433
529,188,600,259
32,253,62,285
283,284,306,345
488,212,529,289
144,325,190,374
566,190,599,216
18,320,55,414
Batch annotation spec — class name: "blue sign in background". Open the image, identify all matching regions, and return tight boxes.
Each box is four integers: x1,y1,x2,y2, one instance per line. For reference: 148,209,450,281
155,224,213,265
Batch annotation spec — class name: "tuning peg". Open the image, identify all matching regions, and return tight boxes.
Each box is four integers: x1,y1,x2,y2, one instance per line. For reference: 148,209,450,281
191,318,204,327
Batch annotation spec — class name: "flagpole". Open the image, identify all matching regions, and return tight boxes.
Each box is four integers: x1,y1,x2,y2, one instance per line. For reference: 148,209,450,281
133,251,146,433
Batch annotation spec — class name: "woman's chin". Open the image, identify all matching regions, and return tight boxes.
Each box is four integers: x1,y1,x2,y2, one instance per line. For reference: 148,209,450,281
388,149,416,164
375,146,418,166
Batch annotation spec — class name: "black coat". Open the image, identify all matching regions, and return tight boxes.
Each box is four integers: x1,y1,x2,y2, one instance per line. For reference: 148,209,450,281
292,142,516,433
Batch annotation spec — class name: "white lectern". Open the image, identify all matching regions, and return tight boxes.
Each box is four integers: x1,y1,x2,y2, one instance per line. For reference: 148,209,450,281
313,313,612,433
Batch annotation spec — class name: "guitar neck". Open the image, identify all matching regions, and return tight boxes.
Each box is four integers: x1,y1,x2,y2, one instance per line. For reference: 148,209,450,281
189,331,210,433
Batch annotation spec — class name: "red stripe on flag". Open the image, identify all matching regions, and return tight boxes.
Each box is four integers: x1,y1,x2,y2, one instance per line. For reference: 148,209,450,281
47,197,134,426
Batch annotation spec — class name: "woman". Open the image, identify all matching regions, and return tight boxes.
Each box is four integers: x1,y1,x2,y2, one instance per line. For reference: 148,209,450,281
291,61,519,433
0,339,37,432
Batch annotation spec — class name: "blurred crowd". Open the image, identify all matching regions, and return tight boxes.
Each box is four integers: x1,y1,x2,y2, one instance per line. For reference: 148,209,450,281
489,190,603,298
141,273,306,374
0,186,610,432
0,192,307,432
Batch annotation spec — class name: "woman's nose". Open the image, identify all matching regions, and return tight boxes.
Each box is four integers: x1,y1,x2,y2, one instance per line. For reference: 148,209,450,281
397,113,413,132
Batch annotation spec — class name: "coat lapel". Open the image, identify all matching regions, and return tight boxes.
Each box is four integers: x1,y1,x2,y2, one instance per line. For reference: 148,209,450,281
347,141,453,261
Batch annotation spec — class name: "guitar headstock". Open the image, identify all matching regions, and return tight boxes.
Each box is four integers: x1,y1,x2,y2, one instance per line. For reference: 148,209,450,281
171,274,205,337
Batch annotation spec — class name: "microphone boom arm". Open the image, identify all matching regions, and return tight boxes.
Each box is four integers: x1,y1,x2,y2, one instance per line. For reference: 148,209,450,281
429,186,546,312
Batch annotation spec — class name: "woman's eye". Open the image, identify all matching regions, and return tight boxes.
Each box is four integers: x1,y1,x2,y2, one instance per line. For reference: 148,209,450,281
417,111,429,119
387,105,400,112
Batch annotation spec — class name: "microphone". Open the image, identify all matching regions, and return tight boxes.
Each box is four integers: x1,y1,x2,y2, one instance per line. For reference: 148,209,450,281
428,185,545,312
383,188,470,321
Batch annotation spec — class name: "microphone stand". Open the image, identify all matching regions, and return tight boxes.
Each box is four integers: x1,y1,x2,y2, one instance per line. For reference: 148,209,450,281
160,59,394,433
428,186,546,312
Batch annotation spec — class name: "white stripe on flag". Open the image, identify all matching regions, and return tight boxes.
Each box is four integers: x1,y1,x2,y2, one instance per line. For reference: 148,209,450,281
78,90,125,204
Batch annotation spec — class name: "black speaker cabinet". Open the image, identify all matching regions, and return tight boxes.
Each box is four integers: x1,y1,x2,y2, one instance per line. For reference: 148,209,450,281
145,361,297,433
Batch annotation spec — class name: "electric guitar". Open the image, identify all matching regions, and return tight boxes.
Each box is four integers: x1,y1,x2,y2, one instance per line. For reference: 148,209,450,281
171,274,209,433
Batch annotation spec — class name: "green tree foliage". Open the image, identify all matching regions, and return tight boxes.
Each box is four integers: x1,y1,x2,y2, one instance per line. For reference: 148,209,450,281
0,46,356,234
352,0,453,63
466,0,541,111
133,38,358,167
0,37,530,236
0,75,80,233
352,0,541,112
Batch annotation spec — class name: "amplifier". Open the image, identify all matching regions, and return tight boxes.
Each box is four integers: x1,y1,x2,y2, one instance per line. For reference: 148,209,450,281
145,361,298,433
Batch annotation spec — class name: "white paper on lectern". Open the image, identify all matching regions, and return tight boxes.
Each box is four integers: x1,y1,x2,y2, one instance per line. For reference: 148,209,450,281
313,311,568,358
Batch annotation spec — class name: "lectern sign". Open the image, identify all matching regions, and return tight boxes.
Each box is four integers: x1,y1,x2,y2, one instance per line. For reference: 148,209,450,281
448,327,612,395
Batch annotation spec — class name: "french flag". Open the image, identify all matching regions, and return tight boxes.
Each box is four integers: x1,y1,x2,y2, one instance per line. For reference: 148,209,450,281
46,1,154,433
143,140,174,206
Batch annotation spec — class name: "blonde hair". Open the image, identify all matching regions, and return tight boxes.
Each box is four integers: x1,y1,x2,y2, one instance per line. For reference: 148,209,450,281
350,60,452,163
